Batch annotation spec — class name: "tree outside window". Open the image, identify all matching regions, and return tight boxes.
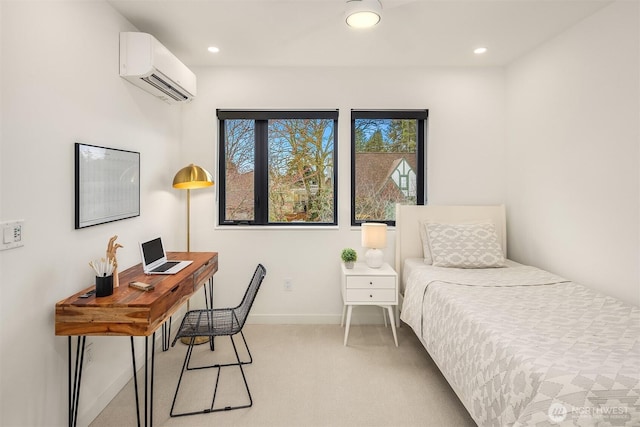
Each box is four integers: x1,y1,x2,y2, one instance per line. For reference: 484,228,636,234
219,110,338,226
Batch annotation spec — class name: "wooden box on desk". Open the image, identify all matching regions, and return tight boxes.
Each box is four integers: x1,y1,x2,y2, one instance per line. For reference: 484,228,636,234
55,252,218,337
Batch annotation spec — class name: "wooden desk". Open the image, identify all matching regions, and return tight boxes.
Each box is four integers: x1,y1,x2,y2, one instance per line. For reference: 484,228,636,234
55,252,218,427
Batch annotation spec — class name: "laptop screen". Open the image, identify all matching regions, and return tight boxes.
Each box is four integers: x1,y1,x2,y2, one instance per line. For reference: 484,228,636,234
141,237,165,265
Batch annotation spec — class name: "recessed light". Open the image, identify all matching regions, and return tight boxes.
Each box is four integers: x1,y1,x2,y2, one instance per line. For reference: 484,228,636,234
345,0,382,29
207,46,220,53
474,47,488,55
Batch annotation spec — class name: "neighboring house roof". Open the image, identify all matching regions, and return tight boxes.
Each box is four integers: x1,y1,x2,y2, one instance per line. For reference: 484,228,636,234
225,153,417,221
355,152,417,198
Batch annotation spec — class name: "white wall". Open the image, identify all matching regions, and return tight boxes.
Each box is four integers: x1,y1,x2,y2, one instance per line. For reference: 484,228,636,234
0,2,186,426
506,1,640,305
181,66,507,321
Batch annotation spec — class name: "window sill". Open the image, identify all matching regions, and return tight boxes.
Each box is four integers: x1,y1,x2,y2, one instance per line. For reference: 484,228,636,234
214,224,340,231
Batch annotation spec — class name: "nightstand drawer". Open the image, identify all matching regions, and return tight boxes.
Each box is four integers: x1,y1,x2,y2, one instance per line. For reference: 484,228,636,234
346,276,395,289
345,288,396,303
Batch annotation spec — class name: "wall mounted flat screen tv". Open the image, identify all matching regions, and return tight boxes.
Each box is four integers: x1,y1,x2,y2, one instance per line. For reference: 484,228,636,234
75,143,140,229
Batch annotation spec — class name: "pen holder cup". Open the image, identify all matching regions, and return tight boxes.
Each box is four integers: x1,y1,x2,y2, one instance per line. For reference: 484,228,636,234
96,275,114,297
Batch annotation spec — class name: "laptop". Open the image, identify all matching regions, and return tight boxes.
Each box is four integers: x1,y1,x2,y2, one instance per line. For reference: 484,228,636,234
139,237,192,275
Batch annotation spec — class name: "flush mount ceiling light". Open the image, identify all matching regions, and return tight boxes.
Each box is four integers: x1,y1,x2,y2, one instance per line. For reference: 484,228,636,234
345,0,382,29
474,47,488,55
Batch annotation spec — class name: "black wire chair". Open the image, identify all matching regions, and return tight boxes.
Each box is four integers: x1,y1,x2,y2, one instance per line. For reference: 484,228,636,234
170,264,267,417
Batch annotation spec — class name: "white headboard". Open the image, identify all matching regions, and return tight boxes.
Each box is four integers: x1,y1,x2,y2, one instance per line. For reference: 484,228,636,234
394,204,507,279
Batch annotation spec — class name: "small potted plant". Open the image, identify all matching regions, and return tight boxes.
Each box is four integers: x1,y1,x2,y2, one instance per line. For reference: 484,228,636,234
341,248,357,269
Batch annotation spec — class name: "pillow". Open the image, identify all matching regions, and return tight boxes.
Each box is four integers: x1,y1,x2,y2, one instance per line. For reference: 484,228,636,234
419,219,495,264
425,222,505,268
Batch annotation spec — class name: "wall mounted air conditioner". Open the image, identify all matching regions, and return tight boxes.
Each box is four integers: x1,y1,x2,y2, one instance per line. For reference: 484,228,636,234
119,32,196,104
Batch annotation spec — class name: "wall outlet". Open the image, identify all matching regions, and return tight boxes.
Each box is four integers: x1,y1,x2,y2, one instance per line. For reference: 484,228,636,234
1,220,24,251
284,278,293,292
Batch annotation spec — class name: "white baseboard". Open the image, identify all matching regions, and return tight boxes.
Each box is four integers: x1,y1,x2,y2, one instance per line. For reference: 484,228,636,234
248,309,391,325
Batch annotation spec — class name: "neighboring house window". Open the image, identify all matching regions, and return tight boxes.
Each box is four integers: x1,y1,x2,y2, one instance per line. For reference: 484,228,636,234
351,110,427,226
218,110,338,226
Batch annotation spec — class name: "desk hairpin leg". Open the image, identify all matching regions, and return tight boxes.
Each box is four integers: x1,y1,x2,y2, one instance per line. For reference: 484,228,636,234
203,277,215,352
161,318,172,351
147,333,156,427
130,337,141,427
68,336,86,427
130,332,157,427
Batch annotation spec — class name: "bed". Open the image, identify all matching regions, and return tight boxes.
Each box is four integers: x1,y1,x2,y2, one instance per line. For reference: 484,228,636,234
394,204,640,426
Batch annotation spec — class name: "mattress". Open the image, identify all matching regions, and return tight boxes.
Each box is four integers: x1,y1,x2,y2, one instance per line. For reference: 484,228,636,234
400,263,640,426
401,258,426,293
400,258,522,293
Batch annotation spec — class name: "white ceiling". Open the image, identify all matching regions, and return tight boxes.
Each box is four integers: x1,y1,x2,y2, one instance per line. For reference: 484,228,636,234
108,0,611,68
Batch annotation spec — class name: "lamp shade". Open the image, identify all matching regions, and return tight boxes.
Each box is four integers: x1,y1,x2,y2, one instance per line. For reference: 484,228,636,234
173,164,214,189
361,222,387,249
345,0,382,28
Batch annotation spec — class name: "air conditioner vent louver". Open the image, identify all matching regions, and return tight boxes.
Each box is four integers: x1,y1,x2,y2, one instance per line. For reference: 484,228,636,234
119,32,196,104
142,74,188,102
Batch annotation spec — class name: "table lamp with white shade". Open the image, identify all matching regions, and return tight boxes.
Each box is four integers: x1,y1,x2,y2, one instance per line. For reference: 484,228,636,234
361,222,387,268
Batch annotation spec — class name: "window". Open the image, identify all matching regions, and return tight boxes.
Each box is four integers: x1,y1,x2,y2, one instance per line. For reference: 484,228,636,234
218,110,338,225
351,110,427,226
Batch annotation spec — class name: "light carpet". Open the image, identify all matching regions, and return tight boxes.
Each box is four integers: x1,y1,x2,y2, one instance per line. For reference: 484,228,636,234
90,324,476,426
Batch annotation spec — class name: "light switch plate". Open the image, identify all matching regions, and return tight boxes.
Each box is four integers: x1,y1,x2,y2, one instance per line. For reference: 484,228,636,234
1,220,24,251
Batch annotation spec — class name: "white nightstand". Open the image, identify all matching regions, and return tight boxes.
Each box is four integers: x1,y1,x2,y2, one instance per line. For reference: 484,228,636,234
340,262,398,347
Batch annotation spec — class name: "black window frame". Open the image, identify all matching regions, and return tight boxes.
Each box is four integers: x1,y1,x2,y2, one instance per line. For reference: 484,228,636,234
218,109,339,226
350,109,428,226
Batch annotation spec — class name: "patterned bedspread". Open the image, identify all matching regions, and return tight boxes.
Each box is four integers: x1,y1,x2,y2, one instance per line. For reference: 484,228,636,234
400,264,640,426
